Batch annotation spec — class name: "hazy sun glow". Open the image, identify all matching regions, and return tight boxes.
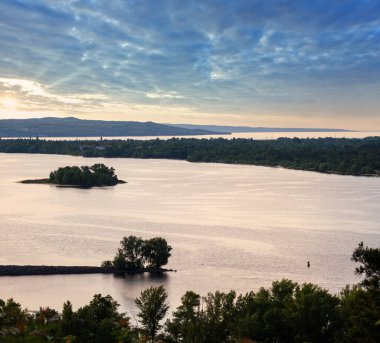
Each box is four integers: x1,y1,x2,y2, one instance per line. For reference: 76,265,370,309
1,97,18,108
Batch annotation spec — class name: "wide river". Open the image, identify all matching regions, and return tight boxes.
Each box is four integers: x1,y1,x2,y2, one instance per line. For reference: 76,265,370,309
0,153,379,316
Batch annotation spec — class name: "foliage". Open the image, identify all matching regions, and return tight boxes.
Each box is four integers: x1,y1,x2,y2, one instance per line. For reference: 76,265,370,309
0,294,134,342
352,241,380,289
50,294,125,342
48,163,120,187
121,235,145,269
135,286,169,341
101,260,113,268
338,285,380,343
113,248,127,271
143,237,172,269
164,291,203,343
1,137,380,176
165,280,342,343
202,290,237,343
0,298,30,338
292,283,340,342
106,235,172,272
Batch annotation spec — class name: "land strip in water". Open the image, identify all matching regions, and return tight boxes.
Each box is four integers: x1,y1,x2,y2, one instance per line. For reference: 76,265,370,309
0,265,174,276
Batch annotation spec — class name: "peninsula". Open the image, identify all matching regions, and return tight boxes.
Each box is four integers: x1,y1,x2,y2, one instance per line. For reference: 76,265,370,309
0,236,174,276
0,265,174,276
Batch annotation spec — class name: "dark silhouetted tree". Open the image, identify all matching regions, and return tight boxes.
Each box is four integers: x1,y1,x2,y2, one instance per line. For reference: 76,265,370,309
352,242,380,289
165,291,203,342
135,286,169,342
143,237,172,269
121,235,145,269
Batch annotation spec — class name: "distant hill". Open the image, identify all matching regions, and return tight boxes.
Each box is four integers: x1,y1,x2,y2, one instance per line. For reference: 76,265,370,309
168,124,353,133
0,117,221,137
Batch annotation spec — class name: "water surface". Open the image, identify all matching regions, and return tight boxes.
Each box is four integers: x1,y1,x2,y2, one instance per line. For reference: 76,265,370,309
0,153,379,315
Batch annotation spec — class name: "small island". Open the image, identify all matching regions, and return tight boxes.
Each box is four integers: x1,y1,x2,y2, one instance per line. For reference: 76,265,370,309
20,163,126,188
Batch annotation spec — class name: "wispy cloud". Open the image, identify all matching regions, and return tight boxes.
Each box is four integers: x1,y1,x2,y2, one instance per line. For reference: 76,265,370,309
0,0,379,128
146,91,184,99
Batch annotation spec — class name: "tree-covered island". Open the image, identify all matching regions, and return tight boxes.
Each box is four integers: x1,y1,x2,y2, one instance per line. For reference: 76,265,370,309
20,163,126,188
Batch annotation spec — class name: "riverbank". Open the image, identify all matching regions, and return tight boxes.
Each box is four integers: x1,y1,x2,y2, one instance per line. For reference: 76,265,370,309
1,137,379,177
0,265,175,276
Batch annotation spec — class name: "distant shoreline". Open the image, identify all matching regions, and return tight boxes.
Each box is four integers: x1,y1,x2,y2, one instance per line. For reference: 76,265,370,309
0,116,354,138
0,265,175,276
2,137,380,177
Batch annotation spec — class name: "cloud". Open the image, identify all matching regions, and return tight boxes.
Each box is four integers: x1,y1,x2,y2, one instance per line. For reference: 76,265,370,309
0,77,109,105
0,0,378,128
146,91,184,99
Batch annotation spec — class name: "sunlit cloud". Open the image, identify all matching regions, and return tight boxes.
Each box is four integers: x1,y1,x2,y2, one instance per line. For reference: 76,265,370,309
0,77,109,107
0,78,83,104
146,91,184,99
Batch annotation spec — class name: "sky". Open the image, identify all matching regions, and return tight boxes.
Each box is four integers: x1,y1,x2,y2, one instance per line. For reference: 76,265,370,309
0,0,379,129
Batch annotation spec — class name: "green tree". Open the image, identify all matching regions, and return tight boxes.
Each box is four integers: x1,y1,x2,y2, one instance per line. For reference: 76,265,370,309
241,288,272,341
61,301,74,337
101,260,113,268
106,236,172,271
0,298,29,331
113,248,127,271
165,291,204,343
292,283,340,343
71,294,124,343
263,279,297,342
202,290,236,343
338,285,380,343
135,286,169,342
352,242,380,289
143,237,172,269
121,235,145,269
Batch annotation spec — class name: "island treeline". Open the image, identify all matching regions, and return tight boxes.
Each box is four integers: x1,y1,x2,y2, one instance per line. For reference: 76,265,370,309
49,163,121,187
21,163,125,187
102,235,172,271
1,137,380,176
0,243,379,342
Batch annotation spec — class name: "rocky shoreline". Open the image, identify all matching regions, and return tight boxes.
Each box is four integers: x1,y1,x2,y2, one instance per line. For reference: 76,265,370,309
0,265,174,276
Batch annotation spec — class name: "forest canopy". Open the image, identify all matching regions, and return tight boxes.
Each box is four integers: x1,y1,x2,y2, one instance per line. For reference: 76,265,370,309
1,137,380,176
